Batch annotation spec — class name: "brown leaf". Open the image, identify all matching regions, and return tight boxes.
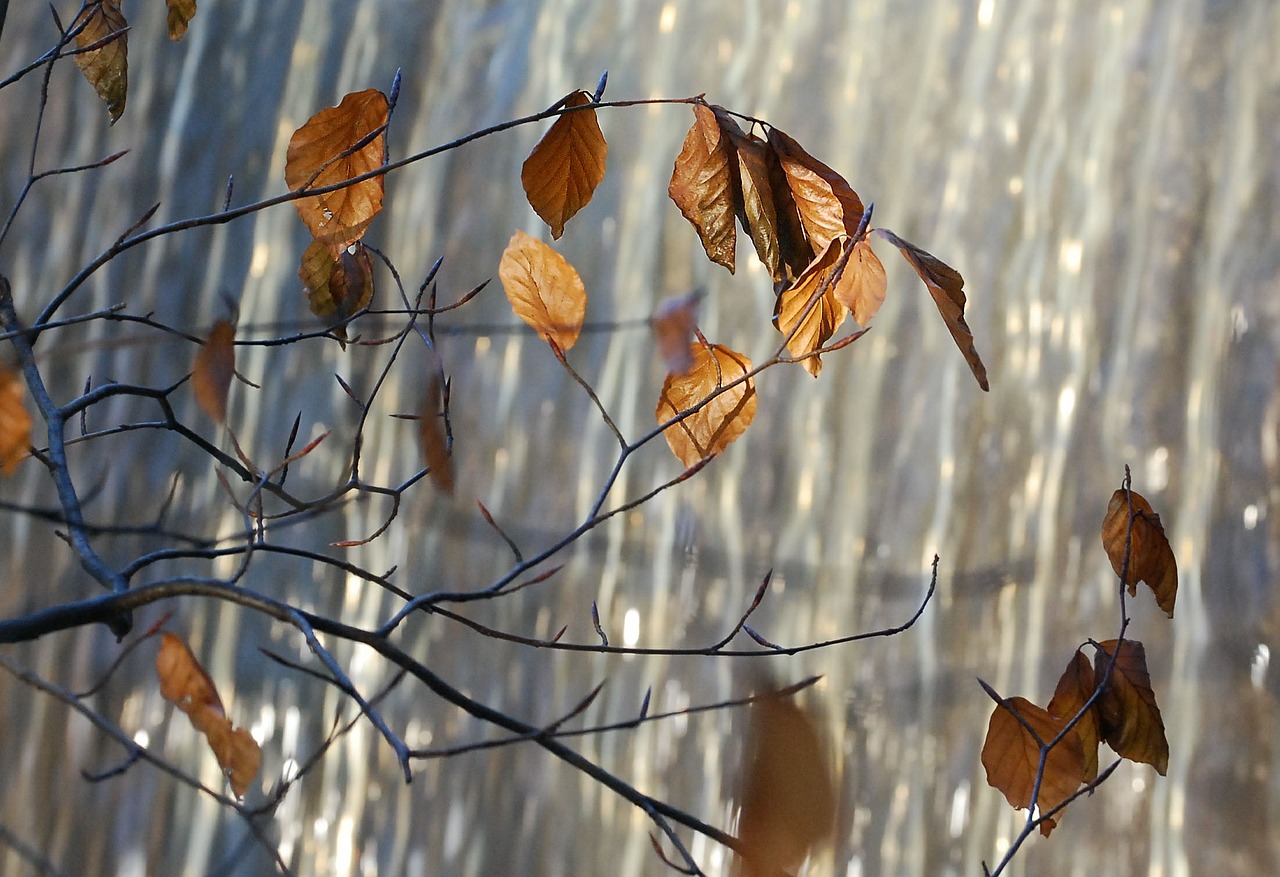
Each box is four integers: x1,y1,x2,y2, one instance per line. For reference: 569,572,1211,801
298,239,375,346
1047,650,1101,782
191,320,235,424
767,127,865,256
875,228,989,391
165,0,197,40
650,292,700,375
521,91,607,239
498,230,586,350
1094,639,1169,775
669,104,738,271
656,342,757,467
774,237,850,377
72,1,128,124
156,632,262,798
981,695,1086,835
0,364,32,476
733,689,835,877
834,238,887,325
1101,489,1178,616
419,369,454,494
285,89,388,255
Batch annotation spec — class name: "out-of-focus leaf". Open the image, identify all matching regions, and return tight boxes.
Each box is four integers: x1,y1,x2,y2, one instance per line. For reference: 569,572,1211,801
72,1,128,124
981,695,1085,837
165,0,197,40
774,237,849,377
298,239,375,346
419,368,454,494
767,127,865,256
669,104,737,271
732,688,835,877
498,230,586,350
521,91,607,239
835,238,887,325
650,292,700,375
1047,649,1101,782
656,342,756,467
191,320,235,424
1093,639,1169,775
874,228,989,391
0,363,32,476
156,632,262,798
1101,488,1178,616
285,89,388,255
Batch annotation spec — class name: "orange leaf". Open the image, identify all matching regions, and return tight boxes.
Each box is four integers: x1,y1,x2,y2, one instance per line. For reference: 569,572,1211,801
733,688,835,877
767,127,865,256
656,342,756,467
1093,639,1169,775
875,228,989,391
165,0,197,40
191,320,235,424
669,104,737,272
285,89,388,255
773,237,850,377
0,363,32,476
498,230,586,350
521,91,607,239
156,632,261,798
1047,649,1101,782
981,695,1085,834
1101,489,1178,616
834,238,887,326
419,369,454,494
298,239,375,346
650,292,700,375
72,1,128,124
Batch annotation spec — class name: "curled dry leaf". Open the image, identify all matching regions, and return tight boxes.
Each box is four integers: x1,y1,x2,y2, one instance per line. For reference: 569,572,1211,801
774,237,850,377
285,88,389,255
72,1,129,124
191,320,235,424
0,364,32,476
156,632,262,798
836,238,887,326
299,239,375,346
419,368,454,494
981,695,1086,837
165,0,198,40
1094,639,1169,775
1101,488,1178,616
656,342,756,467
1046,649,1101,782
498,230,586,351
521,91,607,239
650,292,700,375
874,228,989,391
668,104,738,271
767,126,865,256
732,688,835,877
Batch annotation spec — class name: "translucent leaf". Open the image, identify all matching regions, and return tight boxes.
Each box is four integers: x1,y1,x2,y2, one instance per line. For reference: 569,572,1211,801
651,292,700,375
774,237,849,377
1047,649,1101,782
165,0,197,40
981,695,1085,836
0,364,32,476
498,230,586,351
1101,488,1178,616
834,238,887,326
419,369,454,494
767,127,865,256
191,320,235,424
521,91,607,239
298,240,375,346
1094,639,1169,775
72,1,128,124
285,89,388,255
656,342,756,467
668,104,737,271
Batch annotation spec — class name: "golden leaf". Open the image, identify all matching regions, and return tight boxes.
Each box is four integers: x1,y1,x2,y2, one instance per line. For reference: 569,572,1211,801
1094,639,1169,775
521,91,608,239
1046,649,1101,782
498,230,586,351
669,104,737,271
165,0,198,40
834,238,887,326
298,239,375,346
774,237,849,377
191,320,235,424
656,342,756,467
981,695,1086,836
72,1,128,124
767,127,865,256
0,364,32,476
1101,488,1178,616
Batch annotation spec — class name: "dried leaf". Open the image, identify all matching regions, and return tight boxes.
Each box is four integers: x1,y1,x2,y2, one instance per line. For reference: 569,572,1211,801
981,695,1085,836
165,0,197,40
285,89,388,255
1094,639,1169,775
498,230,586,350
419,369,454,493
774,237,849,377
732,689,835,877
72,1,128,124
156,632,262,798
656,342,757,467
767,127,865,256
650,292,700,375
1101,489,1178,616
0,364,32,476
521,91,607,239
669,104,737,271
298,239,375,345
191,321,235,424
1047,649,1101,782
834,238,887,325
875,228,989,391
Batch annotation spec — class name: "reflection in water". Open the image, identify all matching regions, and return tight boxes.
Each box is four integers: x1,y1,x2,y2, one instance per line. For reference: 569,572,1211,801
1,1,1278,875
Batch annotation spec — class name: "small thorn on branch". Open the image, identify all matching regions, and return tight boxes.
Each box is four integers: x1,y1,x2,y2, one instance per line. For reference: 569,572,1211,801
591,601,608,646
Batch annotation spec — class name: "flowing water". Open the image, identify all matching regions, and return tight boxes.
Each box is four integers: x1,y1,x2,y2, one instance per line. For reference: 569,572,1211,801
1,1,1278,875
